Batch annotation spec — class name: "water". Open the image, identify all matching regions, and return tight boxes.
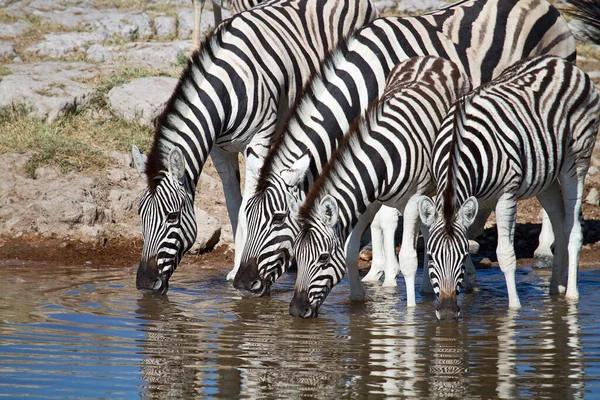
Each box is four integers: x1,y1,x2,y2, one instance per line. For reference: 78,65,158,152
2,260,600,399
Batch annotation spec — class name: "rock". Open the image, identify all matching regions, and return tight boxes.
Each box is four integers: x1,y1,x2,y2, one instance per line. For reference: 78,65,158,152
0,62,97,122
0,41,16,58
155,16,177,39
588,166,599,176
25,32,109,58
359,249,373,261
107,151,133,168
12,56,22,63
34,166,60,180
0,21,32,38
398,0,447,12
468,240,480,256
586,188,599,206
32,197,83,224
476,257,493,269
87,41,190,69
81,202,98,225
108,188,138,221
108,76,178,127
107,168,127,183
373,0,397,13
189,207,221,254
178,9,218,40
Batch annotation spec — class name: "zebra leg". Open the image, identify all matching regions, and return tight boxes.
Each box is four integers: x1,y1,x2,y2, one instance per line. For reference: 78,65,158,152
379,206,400,287
210,147,243,280
561,170,585,301
362,211,385,282
346,204,382,301
192,0,205,52
536,182,568,295
420,223,434,295
494,193,521,309
394,196,420,307
532,210,555,269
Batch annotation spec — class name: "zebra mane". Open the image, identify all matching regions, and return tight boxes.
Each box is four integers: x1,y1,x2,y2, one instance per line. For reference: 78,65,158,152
254,36,353,195
442,99,464,235
144,21,230,192
566,0,600,39
298,93,379,225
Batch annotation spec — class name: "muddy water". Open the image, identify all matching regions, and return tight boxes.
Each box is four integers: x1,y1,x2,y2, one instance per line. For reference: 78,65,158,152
1,261,599,399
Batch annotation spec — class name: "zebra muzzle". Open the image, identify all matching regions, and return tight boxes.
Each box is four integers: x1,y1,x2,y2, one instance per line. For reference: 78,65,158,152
136,257,169,295
435,290,460,320
289,290,318,318
233,258,270,297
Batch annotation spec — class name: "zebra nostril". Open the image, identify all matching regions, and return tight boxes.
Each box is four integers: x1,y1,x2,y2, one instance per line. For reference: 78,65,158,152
303,307,313,318
250,280,262,291
153,278,162,291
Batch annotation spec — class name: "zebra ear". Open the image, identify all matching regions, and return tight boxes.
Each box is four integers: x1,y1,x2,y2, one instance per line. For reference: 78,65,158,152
459,196,478,228
168,147,185,181
418,196,436,227
245,146,264,180
132,145,147,176
280,152,311,187
319,195,338,228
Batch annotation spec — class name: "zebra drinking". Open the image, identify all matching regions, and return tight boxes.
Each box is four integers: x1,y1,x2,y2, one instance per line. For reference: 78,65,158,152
418,55,600,320
132,0,378,294
289,57,471,318
233,0,577,299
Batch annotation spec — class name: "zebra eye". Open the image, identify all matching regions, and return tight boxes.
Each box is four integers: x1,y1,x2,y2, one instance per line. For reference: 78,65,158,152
272,211,287,226
318,253,330,264
166,212,179,223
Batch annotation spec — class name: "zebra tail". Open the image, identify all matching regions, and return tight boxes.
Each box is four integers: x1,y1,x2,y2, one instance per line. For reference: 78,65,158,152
566,0,600,44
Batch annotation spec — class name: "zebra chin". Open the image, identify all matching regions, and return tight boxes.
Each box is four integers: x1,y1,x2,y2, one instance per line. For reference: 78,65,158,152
435,290,460,321
136,257,171,295
232,258,272,297
289,290,319,318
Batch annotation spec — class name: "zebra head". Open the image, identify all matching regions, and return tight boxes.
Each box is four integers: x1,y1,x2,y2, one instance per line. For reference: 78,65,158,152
290,195,345,318
233,152,310,297
132,146,197,295
419,195,478,320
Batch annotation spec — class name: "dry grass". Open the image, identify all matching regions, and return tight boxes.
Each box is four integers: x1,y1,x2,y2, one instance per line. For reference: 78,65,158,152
0,66,156,176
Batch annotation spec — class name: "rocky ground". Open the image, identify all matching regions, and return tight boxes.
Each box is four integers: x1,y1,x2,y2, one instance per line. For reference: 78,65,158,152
1,0,600,270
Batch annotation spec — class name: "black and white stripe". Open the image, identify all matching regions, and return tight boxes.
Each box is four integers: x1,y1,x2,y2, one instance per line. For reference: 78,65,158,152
133,0,378,294
289,57,470,317
236,0,578,299
419,54,600,319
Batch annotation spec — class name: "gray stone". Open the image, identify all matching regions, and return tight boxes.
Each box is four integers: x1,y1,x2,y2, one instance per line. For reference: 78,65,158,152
12,56,22,63
107,168,127,183
0,41,16,58
374,0,397,13
190,207,221,254
178,9,217,40
0,21,32,38
26,32,110,59
0,62,97,122
468,240,480,256
398,0,447,12
107,151,133,168
32,197,83,224
81,202,98,225
87,41,190,69
108,76,178,127
34,166,60,180
155,16,177,39
586,188,599,206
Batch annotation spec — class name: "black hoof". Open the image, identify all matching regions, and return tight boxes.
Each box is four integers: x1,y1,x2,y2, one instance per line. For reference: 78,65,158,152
532,255,553,269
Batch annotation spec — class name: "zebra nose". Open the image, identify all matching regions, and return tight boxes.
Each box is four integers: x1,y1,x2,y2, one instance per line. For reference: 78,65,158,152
436,290,460,320
289,290,317,318
233,258,269,297
136,257,169,295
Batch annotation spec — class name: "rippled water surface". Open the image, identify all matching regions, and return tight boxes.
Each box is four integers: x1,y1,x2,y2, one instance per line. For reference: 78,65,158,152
2,260,600,399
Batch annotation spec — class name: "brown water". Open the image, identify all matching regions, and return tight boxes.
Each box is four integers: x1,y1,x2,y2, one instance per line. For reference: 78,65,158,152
1,260,599,399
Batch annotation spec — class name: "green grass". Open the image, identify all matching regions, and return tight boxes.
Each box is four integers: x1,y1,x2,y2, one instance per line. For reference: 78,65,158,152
87,67,157,108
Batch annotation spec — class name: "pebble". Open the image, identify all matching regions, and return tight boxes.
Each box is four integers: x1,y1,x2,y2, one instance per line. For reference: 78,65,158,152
586,188,599,206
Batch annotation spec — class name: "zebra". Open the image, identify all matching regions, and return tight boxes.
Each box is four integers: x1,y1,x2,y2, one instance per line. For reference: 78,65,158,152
131,0,378,294
418,55,600,320
232,0,578,300
288,56,471,317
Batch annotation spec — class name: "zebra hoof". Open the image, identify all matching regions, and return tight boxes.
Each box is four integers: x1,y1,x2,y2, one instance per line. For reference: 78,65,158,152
532,254,553,269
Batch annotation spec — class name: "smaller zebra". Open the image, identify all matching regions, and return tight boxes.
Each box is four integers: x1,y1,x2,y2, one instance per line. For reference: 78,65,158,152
290,56,471,317
418,55,600,320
